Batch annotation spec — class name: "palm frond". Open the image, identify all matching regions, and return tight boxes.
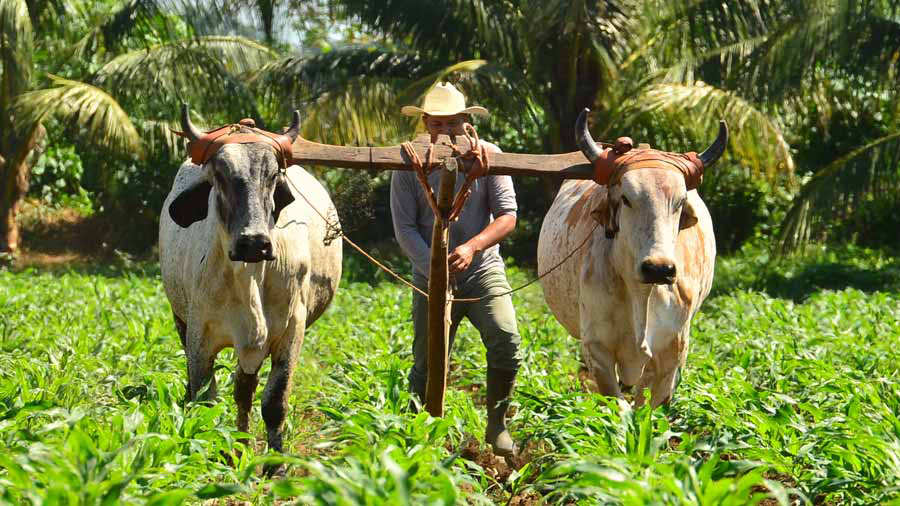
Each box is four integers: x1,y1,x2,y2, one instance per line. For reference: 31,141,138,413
631,82,794,180
329,0,515,61
252,44,532,149
96,35,274,84
70,0,159,59
449,61,544,137
165,0,284,43
0,0,33,106
657,0,900,101
15,74,142,156
93,35,273,120
251,46,437,104
299,81,412,147
135,118,187,159
779,130,900,253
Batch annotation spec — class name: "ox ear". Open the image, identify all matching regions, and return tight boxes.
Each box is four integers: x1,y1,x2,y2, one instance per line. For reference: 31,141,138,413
679,199,698,230
591,197,619,239
168,180,212,228
272,176,295,223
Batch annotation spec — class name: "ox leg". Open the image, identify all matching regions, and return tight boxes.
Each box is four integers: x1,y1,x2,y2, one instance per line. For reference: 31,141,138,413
187,354,217,402
173,314,190,404
173,313,187,349
649,366,680,408
581,339,622,399
261,313,305,476
634,362,679,408
633,364,655,407
648,344,683,408
186,328,218,402
636,333,685,408
234,368,259,436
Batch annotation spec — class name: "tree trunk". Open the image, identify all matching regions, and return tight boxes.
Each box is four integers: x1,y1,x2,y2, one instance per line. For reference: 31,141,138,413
0,124,45,254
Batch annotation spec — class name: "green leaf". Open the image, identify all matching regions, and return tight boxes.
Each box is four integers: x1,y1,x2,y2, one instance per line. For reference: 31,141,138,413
145,490,191,506
14,75,142,157
194,483,245,499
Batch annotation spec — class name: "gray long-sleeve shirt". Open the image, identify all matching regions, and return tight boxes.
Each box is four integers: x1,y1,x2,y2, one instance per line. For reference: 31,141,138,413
390,140,517,284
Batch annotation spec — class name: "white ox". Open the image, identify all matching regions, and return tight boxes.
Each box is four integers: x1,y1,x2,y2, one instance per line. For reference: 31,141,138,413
538,111,725,406
159,106,341,465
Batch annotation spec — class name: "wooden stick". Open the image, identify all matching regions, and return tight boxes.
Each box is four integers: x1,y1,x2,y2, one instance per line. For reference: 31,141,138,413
424,158,457,417
292,134,595,180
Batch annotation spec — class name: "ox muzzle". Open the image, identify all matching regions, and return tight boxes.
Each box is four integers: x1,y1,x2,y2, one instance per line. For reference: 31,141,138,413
230,233,275,263
640,258,677,285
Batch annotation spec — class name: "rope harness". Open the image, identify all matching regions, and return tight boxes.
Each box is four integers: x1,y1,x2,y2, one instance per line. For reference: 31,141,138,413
591,136,705,191
177,118,295,172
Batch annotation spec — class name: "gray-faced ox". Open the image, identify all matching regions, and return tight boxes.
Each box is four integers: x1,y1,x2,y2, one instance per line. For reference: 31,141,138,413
537,109,725,406
159,106,341,462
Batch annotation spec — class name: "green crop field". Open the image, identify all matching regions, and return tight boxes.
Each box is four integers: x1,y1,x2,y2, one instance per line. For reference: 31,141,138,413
1,245,899,505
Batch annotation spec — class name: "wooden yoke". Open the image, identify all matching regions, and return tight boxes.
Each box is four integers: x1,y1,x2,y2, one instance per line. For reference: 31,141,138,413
292,134,596,179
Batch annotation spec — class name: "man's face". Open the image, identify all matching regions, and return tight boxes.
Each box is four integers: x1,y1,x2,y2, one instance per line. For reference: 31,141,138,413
423,113,469,136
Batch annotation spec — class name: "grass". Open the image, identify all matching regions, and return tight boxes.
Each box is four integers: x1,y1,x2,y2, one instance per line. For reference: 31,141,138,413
1,243,899,504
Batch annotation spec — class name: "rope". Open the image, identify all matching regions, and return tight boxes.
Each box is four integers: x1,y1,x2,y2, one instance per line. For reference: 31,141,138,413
401,140,441,218
284,174,429,298
449,220,600,303
446,123,490,222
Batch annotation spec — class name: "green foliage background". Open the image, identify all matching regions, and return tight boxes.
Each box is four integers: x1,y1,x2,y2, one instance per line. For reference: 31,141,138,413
4,0,898,258
2,2,900,503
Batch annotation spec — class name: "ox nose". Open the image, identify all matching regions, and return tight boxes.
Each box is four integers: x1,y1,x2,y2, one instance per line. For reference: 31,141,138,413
640,260,676,285
230,234,275,263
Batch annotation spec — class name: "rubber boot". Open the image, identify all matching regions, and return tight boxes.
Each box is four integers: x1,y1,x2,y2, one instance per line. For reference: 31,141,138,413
485,367,517,458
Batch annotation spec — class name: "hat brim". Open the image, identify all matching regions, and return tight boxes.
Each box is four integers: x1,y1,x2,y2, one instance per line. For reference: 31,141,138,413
401,105,489,117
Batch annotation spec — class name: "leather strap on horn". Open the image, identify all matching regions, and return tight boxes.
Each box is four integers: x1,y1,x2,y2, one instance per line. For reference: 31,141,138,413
177,120,295,169
593,145,705,190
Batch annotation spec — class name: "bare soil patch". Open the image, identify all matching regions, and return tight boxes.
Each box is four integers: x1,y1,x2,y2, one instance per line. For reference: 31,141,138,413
10,201,124,269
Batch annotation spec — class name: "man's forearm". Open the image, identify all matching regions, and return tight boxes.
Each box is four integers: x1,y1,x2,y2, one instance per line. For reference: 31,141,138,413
464,214,516,253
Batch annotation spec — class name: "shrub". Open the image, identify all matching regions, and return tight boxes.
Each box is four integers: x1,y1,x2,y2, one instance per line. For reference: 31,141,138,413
700,166,794,254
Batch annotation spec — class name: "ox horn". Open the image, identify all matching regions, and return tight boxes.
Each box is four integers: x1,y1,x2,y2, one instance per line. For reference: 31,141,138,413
180,103,202,142
698,120,728,168
284,110,301,142
576,108,602,163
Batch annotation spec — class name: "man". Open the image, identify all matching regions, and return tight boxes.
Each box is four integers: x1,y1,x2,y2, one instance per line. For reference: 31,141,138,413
390,82,520,457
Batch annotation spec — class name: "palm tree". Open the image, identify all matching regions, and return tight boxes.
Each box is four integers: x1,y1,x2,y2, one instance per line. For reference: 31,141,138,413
253,0,899,253
630,0,900,251
1,0,46,253
0,0,277,254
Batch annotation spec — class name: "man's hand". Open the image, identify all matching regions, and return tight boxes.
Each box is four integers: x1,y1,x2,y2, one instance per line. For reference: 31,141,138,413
447,214,517,275
449,243,476,274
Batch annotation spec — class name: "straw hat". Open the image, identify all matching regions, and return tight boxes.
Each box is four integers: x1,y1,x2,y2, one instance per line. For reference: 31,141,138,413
401,82,489,117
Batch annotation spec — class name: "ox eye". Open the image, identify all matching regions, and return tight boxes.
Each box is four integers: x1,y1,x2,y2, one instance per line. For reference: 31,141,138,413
621,196,632,208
